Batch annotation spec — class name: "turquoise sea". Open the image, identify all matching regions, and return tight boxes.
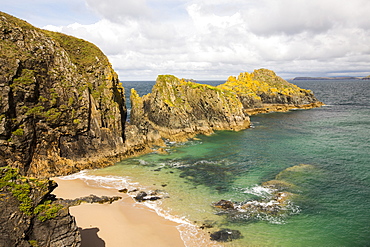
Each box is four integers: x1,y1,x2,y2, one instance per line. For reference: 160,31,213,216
64,80,370,246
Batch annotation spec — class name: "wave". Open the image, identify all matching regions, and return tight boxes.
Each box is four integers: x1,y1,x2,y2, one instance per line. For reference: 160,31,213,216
242,185,276,198
58,170,139,191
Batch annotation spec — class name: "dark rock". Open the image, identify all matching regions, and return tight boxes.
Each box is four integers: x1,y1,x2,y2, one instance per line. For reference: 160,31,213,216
146,196,161,201
199,222,214,229
133,191,162,201
134,191,148,201
59,194,122,207
0,167,81,247
119,188,128,193
210,229,242,242
214,200,235,210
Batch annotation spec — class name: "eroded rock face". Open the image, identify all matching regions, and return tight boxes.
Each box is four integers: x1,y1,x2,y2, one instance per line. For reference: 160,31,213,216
130,75,251,141
0,12,150,177
0,167,81,247
218,69,324,114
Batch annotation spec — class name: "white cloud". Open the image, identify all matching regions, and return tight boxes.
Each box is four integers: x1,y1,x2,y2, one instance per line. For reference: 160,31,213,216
41,0,370,80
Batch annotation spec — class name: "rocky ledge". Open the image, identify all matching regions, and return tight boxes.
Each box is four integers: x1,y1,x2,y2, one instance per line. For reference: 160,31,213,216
0,166,81,247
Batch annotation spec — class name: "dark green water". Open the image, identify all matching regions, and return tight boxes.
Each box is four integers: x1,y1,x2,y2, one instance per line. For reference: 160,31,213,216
65,80,370,246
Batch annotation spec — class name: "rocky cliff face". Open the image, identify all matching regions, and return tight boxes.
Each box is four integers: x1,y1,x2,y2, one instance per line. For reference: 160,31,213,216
130,71,323,141
0,167,81,247
218,69,324,114
0,12,151,178
130,75,251,141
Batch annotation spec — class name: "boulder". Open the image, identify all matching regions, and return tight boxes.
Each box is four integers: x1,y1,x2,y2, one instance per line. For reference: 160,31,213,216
213,200,235,210
210,229,242,242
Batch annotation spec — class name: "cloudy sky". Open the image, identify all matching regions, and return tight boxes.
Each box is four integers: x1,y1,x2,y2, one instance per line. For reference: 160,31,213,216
3,0,370,80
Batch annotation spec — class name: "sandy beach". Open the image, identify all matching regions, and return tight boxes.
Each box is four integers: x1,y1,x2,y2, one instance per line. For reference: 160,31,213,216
52,177,186,247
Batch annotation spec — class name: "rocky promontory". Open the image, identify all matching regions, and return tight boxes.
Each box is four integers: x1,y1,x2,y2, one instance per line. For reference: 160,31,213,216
0,12,155,178
130,75,251,141
218,69,324,115
130,70,323,141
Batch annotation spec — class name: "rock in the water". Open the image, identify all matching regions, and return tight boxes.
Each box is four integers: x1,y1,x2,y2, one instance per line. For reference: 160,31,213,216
210,229,242,242
134,191,148,201
218,69,324,114
214,200,235,210
130,75,251,142
134,191,162,201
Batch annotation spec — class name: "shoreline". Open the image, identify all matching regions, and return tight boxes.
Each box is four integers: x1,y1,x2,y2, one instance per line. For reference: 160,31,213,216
52,177,219,247
52,177,186,247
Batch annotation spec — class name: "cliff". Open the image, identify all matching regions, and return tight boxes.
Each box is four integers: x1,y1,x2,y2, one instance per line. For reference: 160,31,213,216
218,69,323,114
0,167,80,247
0,12,153,178
130,75,250,141
130,71,323,141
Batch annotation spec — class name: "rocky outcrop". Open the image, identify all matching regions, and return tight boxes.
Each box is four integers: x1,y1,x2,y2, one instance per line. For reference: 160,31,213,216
130,75,251,141
130,70,323,142
210,229,242,242
0,12,153,178
212,164,317,223
0,166,81,247
218,69,324,115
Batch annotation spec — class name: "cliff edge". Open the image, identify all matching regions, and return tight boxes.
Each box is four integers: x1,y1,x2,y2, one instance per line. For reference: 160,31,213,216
130,75,250,141
0,12,153,178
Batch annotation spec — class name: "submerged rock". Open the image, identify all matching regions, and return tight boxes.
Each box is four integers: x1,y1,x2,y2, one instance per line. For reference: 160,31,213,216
210,229,242,242
212,165,318,223
214,199,235,210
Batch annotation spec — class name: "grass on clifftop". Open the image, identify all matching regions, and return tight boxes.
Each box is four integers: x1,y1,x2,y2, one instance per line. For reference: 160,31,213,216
42,30,108,71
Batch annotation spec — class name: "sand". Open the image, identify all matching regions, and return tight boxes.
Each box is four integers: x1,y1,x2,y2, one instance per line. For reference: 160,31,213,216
52,177,186,247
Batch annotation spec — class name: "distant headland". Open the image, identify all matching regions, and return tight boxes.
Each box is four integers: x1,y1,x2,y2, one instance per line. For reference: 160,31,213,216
293,76,370,80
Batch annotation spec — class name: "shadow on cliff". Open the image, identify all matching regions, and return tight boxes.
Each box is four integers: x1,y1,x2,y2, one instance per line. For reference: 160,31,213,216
79,227,105,247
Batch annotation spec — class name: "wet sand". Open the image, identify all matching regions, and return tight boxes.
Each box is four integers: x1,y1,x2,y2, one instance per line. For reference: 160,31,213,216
52,177,185,247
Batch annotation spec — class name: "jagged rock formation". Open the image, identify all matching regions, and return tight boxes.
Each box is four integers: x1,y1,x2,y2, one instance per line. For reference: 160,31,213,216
130,75,251,141
218,69,324,115
0,12,152,178
130,71,323,141
0,167,81,247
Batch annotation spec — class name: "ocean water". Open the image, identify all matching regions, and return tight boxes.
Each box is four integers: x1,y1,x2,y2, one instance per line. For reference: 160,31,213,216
64,80,370,246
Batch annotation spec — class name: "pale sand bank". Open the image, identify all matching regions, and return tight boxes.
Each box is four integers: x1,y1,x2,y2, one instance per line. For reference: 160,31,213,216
52,177,186,247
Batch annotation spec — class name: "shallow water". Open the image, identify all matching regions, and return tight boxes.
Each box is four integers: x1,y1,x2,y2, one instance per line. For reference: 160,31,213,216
67,80,370,246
